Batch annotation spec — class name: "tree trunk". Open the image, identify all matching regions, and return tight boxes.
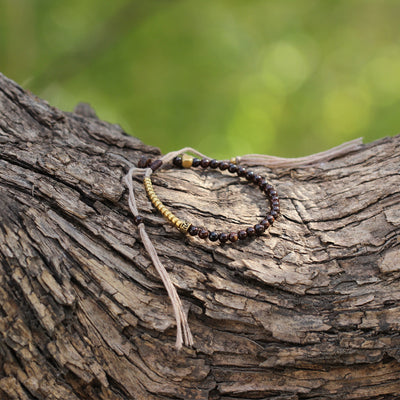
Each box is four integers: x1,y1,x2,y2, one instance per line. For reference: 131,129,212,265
1,73,400,400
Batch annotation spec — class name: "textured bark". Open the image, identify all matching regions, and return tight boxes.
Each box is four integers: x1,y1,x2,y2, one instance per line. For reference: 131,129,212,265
0,73,400,400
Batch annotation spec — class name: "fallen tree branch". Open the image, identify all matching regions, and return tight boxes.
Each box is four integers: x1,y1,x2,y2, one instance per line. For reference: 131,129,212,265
0,73,399,400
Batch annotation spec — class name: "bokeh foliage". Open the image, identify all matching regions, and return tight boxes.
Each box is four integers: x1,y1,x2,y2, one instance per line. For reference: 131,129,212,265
1,0,400,158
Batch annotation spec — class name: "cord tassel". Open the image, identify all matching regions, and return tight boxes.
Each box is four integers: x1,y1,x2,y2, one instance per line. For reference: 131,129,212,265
138,224,193,349
124,167,193,350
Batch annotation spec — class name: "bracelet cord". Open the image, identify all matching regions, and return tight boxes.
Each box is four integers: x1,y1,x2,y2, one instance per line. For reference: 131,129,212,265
124,141,363,349
124,147,281,349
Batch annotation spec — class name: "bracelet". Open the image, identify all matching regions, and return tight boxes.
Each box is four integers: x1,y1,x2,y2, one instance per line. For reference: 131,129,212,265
138,154,280,244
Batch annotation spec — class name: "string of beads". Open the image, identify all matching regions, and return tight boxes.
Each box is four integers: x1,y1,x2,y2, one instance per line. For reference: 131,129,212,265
137,154,280,244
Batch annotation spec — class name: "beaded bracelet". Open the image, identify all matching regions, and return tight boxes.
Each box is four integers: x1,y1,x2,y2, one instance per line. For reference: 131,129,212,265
138,154,280,244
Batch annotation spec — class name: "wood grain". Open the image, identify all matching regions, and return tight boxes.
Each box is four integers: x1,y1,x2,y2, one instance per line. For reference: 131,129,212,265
1,73,400,399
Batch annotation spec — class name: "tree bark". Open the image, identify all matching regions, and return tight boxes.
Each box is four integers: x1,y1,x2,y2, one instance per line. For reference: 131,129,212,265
1,73,400,400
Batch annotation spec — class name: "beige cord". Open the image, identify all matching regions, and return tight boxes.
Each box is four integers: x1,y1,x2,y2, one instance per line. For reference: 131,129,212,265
238,138,363,168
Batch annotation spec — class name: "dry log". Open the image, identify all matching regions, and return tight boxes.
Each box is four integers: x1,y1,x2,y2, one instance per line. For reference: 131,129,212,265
0,72,400,400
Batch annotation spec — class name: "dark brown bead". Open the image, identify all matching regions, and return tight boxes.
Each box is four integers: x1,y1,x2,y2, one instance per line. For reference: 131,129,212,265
254,224,265,235
219,232,229,243
134,215,144,225
260,219,270,228
192,157,201,167
272,205,280,213
266,214,275,224
209,231,219,242
246,226,256,237
270,210,279,218
259,179,267,190
272,200,280,208
271,195,279,202
238,230,247,240
269,189,277,197
237,166,246,177
172,156,182,167
150,159,163,171
219,161,229,171
228,163,238,173
188,225,199,236
198,228,209,239
138,156,152,168
228,232,239,242
246,171,255,181
264,186,275,195
200,158,210,168
209,159,220,169
254,175,262,184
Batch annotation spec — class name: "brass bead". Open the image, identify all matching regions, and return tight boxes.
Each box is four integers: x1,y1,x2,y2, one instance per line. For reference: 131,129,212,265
178,220,191,233
144,177,193,235
182,154,193,169
164,211,172,219
171,217,179,225
230,157,237,164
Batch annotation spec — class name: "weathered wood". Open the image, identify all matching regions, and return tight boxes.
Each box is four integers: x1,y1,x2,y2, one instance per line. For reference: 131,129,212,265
0,72,400,399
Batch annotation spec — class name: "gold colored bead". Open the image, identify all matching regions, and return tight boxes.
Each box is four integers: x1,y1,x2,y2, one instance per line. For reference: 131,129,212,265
178,220,191,233
230,157,237,164
182,154,193,169
144,176,193,235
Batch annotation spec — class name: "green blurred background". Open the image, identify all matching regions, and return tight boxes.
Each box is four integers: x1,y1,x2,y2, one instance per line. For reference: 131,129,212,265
1,0,400,158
